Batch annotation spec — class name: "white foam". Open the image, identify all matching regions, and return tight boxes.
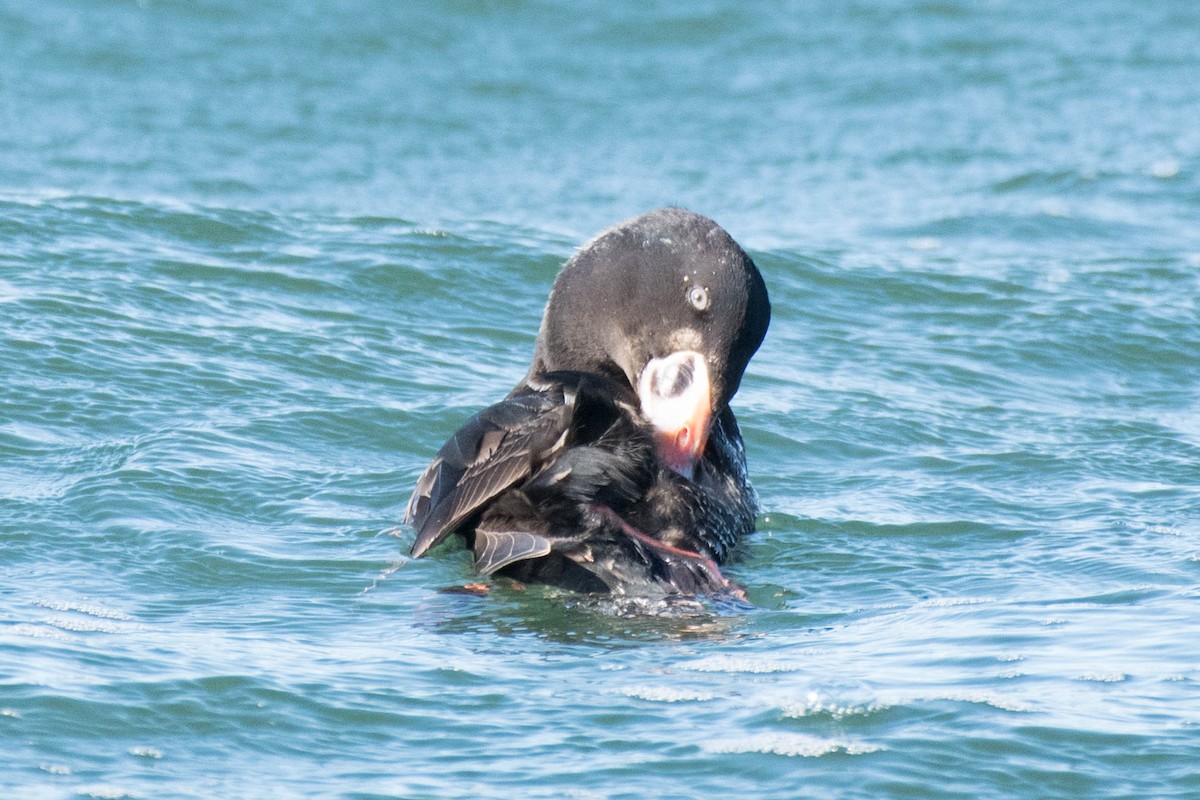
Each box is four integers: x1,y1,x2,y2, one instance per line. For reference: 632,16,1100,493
35,599,133,621
76,785,136,800
1076,672,1127,683
705,732,881,758
41,616,138,635
129,746,163,759
784,689,1033,718
681,656,804,674
622,686,717,703
913,596,992,609
927,690,1033,713
781,693,887,720
7,623,74,641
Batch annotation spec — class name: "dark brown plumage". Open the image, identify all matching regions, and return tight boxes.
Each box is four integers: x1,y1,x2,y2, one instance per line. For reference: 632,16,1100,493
405,208,770,595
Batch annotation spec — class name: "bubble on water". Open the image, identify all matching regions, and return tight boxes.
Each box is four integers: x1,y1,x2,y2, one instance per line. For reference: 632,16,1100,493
77,785,136,800
129,747,163,759
705,732,882,757
35,599,133,621
8,623,74,641
781,693,887,720
622,686,717,703
1077,672,1127,683
681,656,802,674
40,616,139,635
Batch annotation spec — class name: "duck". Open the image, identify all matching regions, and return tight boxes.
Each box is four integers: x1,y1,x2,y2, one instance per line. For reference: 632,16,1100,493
404,208,770,596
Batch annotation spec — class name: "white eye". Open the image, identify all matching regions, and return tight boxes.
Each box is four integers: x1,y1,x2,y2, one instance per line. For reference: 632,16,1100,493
687,285,710,311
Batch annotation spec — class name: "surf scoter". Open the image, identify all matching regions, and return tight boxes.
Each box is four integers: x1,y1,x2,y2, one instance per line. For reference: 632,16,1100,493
404,208,770,595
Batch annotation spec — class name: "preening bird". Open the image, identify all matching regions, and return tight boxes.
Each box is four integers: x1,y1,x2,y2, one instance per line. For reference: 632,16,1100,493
405,208,770,596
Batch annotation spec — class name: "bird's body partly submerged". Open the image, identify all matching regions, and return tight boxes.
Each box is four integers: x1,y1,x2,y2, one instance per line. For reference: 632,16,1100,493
405,209,770,596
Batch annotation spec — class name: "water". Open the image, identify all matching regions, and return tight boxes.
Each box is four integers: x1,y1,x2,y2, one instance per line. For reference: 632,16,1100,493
2,1,1199,798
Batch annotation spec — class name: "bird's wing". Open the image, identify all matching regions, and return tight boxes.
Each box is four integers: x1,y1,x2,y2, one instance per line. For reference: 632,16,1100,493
405,388,573,559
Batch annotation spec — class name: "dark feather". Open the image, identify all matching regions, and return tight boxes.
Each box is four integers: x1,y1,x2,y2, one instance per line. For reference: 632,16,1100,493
406,390,573,558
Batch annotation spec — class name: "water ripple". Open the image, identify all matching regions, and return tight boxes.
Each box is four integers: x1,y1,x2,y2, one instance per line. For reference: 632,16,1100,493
3,1,1200,797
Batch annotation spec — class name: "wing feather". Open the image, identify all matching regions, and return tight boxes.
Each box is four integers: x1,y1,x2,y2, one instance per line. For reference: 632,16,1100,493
406,389,573,558
473,529,553,574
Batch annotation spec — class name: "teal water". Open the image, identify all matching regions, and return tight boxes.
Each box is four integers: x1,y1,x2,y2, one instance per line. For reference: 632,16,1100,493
3,2,1199,798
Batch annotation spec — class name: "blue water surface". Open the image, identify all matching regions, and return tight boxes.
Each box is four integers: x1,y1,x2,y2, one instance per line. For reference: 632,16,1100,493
2,2,1198,798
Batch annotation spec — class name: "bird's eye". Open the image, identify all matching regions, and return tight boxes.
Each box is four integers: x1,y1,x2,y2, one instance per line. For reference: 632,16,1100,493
687,285,710,311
